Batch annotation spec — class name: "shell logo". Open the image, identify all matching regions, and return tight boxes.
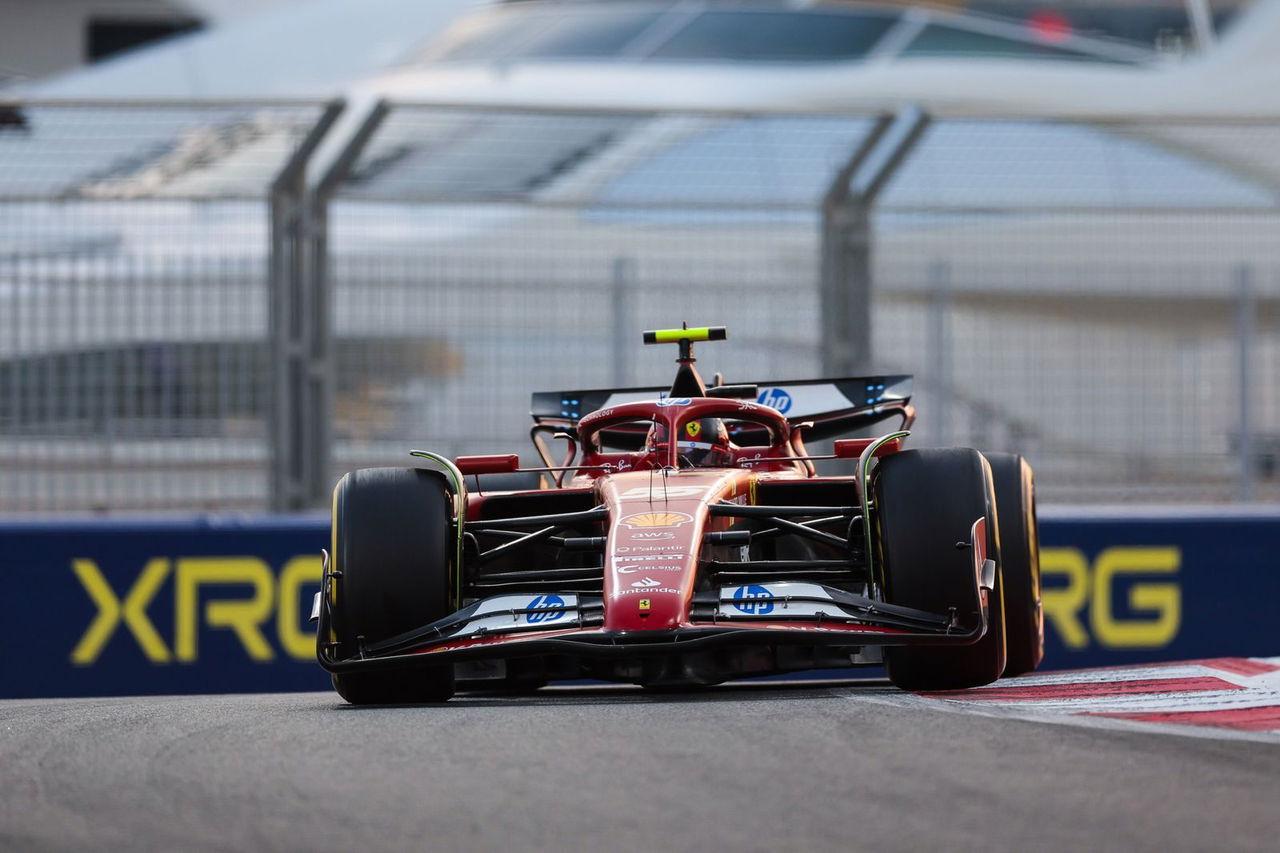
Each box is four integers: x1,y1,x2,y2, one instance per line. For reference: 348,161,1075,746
620,511,693,529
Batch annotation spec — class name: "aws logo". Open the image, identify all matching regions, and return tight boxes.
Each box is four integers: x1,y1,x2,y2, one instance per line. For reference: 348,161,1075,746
70,555,321,665
1040,546,1180,649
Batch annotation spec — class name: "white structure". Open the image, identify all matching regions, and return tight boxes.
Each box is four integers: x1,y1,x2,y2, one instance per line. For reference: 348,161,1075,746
14,0,1275,118
10,0,484,97
0,0,323,88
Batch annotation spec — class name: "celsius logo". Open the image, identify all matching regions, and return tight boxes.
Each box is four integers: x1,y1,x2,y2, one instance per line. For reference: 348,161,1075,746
757,388,792,413
731,585,775,615
526,594,566,624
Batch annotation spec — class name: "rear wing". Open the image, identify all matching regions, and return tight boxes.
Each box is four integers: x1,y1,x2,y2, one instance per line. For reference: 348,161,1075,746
531,375,913,442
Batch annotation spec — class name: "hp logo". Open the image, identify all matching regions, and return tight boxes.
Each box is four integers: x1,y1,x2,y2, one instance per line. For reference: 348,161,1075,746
731,585,775,616
756,388,792,413
526,594,566,624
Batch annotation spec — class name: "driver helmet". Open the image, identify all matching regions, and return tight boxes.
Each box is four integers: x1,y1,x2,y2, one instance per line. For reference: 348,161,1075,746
676,417,732,467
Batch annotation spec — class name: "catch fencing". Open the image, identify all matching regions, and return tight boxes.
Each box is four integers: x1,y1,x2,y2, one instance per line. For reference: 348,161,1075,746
0,100,338,512
0,99,1276,511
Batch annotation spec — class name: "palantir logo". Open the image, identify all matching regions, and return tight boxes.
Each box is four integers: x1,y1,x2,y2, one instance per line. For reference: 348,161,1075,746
526,594,566,624
731,585,775,615
757,388,792,414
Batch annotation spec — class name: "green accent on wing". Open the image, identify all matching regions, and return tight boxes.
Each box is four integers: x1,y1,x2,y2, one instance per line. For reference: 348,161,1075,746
858,430,911,598
410,450,467,609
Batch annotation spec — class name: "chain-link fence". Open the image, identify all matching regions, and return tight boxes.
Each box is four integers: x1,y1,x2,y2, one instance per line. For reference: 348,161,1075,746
0,100,335,512
326,107,847,482
327,105,1280,505
872,118,1280,502
1,99,1276,511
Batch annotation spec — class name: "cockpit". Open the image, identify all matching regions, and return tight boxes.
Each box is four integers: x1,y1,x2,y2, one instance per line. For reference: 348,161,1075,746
572,394,797,475
525,325,914,483
646,416,732,469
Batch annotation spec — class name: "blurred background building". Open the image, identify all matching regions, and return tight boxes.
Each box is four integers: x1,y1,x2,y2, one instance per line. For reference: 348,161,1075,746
1,0,1276,512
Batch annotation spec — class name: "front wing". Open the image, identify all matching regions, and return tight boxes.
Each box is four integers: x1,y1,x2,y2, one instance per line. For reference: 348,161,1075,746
315,521,997,675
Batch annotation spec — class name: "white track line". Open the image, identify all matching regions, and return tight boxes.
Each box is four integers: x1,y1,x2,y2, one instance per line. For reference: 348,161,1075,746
844,657,1280,744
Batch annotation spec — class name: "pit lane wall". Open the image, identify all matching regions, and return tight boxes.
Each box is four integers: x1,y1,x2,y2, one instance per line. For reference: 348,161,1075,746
3,509,1278,698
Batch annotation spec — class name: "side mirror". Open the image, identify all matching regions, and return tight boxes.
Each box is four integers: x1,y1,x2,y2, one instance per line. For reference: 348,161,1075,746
455,454,521,475
833,437,902,459
707,384,758,399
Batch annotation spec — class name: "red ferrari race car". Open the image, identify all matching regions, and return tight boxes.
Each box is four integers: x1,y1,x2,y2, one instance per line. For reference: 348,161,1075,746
314,326,1043,704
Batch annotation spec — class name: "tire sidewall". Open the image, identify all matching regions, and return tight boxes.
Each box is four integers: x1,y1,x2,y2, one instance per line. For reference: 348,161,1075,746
984,452,1043,676
875,448,1007,690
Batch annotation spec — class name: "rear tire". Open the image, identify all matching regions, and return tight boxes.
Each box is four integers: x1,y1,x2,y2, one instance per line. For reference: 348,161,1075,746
985,452,1043,677
875,448,1006,691
329,467,456,704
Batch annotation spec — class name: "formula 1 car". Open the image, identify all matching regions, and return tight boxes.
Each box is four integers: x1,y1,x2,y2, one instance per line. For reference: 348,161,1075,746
315,326,1043,703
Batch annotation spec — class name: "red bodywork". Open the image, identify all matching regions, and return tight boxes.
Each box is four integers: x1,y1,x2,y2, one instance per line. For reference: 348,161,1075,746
476,397,809,637
317,374,992,687
578,398,796,632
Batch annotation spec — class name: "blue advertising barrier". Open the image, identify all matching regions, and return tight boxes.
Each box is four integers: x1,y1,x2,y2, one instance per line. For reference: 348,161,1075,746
1038,507,1279,671
4,516,331,698
3,508,1278,698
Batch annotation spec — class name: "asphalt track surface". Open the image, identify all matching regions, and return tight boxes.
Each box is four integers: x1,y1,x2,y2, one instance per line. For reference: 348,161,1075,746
2,680,1278,853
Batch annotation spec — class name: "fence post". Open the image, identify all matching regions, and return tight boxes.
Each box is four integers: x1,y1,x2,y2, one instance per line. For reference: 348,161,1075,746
820,200,874,376
821,116,890,377
1235,264,1256,502
927,260,952,448
612,257,634,387
820,108,929,376
267,100,343,512
304,100,391,508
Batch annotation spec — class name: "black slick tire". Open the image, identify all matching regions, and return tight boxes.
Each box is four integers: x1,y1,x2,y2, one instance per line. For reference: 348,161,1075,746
984,452,1044,676
874,448,1006,691
329,467,456,704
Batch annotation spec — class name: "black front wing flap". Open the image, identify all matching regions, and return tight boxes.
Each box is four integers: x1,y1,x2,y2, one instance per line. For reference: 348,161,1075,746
315,539,997,676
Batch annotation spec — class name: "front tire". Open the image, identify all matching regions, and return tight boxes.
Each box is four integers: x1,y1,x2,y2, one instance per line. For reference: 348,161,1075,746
985,452,1043,676
328,467,456,704
874,448,1006,691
